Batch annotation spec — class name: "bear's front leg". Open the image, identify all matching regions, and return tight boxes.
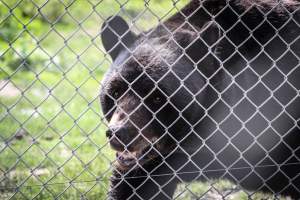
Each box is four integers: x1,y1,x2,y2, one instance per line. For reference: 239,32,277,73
109,162,178,200
109,166,148,200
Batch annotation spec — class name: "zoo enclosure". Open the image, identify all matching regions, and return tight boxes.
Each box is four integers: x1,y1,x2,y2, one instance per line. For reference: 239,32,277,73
0,0,300,199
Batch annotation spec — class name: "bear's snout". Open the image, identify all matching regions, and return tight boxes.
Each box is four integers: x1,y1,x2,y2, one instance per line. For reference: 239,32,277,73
106,111,133,151
107,126,133,150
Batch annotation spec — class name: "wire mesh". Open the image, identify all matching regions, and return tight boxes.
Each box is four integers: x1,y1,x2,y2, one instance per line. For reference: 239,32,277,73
0,0,300,199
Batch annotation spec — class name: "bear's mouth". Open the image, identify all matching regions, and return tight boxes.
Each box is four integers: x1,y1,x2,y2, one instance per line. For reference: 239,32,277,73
115,137,158,168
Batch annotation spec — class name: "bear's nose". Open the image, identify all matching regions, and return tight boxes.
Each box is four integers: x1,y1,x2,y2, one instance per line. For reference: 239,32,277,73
106,129,113,138
107,126,131,144
106,126,122,138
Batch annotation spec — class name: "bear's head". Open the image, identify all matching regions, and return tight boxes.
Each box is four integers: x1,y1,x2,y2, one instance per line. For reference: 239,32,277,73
100,16,222,170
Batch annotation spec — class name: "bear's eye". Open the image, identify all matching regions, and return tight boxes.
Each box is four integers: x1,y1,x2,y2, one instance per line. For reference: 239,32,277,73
111,90,120,99
153,96,162,104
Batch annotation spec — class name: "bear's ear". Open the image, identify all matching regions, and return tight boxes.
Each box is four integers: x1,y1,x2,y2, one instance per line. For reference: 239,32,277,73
185,21,222,63
101,16,137,61
185,22,222,77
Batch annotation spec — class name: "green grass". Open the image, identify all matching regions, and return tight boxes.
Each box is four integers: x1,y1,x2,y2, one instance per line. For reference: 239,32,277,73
175,180,291,200
0,69,114,199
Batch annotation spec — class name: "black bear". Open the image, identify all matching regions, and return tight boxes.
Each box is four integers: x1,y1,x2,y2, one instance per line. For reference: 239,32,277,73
100,0,300,199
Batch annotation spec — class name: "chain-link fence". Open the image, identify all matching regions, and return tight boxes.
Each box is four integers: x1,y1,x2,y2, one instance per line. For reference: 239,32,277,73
1,0,300,199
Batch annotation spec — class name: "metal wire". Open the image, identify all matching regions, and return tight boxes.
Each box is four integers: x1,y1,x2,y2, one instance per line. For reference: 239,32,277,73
1,162,300,191
1,0,300,199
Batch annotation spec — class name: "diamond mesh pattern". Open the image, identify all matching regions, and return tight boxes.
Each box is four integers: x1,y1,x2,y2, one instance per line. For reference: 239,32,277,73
0,0,300,199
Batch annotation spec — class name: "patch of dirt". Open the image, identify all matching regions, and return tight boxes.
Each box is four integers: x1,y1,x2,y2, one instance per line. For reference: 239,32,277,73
32,168,50,177
0,80,21,98
14,129,28,140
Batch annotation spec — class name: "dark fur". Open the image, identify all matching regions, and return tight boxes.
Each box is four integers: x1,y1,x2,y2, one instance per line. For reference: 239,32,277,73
101,0,300,199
